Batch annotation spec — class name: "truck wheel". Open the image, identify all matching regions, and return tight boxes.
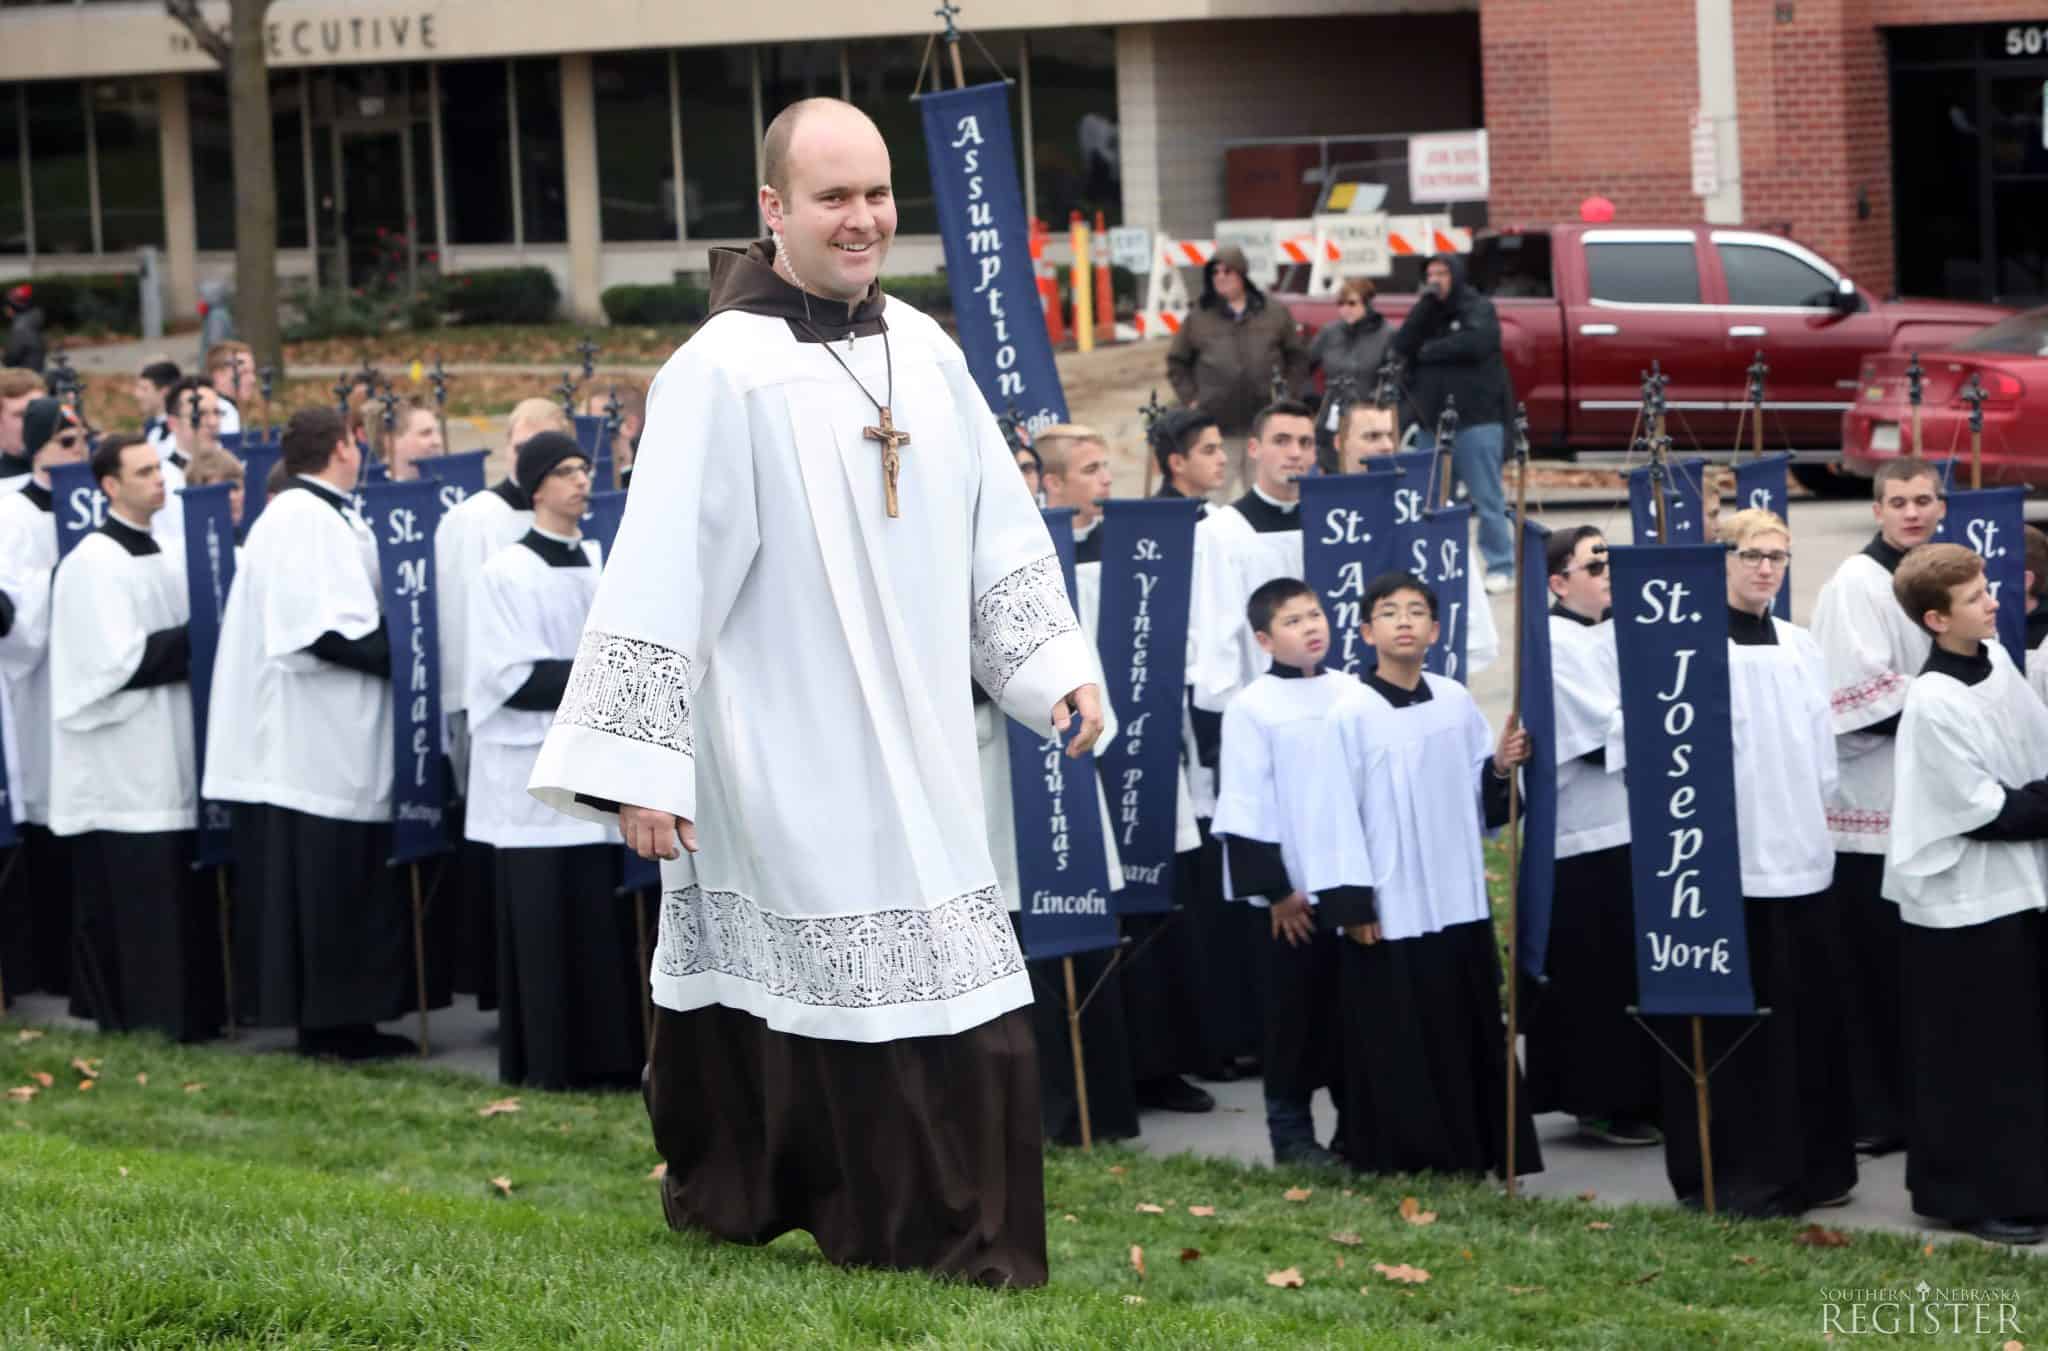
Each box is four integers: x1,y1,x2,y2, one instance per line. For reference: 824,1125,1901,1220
1790,463,1864,499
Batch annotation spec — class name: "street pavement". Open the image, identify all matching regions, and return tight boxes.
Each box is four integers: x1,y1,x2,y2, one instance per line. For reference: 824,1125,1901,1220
4,495,2012,1251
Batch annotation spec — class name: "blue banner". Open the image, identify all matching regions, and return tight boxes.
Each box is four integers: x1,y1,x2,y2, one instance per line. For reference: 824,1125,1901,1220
1945,486,2028,668
1610,543,1756,1017
180,483,238,868
415,449,489,517
361,481,451,865
48,461,105,560
919,82,1068,433
1094,497,1200,914
1731,453,1793,620
582,489,627,563
238,443,282,527
1365,447,1444,524
1008,508,1116,959
1512,519,1559,979
1627,457,1708,545
1300,473,1402,678
1413,504,1473,681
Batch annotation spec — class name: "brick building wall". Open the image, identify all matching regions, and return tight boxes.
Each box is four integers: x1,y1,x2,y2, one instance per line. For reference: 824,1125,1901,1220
1484,0,2047,300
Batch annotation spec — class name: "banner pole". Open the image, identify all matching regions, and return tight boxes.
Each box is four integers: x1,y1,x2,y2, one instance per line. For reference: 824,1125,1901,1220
1748,352,1766,465
1966,374,1985,492
634,888,654,1051
1433,396,1458,511
216,866,237,1041
1063,954,1094,1151
1503,404,1531,1198
1907,352,1924,460
1692,1014,1716,1215
410,860,430,1057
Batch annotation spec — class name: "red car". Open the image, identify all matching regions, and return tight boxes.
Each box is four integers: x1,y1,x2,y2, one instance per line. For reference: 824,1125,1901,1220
1841,309,2048,487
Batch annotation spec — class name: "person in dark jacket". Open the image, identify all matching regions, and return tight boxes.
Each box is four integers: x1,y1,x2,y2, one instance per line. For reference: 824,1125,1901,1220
4,285,47,376
1165,245,1308,488
1392,253,1514,590
1307,278,1393,400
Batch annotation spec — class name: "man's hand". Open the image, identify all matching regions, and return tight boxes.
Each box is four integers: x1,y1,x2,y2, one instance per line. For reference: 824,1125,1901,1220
1270,892,1314,948
1492,715,1531,777
621,805,696,861
1053,683,1105,760
1346,922,1383,947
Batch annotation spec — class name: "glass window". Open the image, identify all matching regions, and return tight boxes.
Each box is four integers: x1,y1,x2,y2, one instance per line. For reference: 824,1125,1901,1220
189,72,304,252
513,57,566,245
675,46,756,240
1888,65,1982,301
1026,29,1119,227
93,79,164,252
0,87,23,255
1717,243,1836,308
594,51,675,242
24,82,91,253
1953,309,2048,356
438,59,512,244
847,40,936,235
762,41,843,124
1584,241,1700,305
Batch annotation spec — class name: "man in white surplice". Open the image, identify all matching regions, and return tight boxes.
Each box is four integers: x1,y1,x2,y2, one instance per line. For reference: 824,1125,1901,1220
526,98,1100,1289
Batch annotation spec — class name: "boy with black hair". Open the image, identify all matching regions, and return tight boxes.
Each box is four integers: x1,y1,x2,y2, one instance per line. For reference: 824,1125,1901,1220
1151,409,1227,507
1306,571,1542,1179
1887,543,2048,1245
136,359,181,455
1212,576,1357,1167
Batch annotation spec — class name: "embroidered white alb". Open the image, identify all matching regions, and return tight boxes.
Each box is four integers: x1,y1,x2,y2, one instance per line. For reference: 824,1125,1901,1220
971,553,1077,702
657,883,1026,1008
554,630,695,756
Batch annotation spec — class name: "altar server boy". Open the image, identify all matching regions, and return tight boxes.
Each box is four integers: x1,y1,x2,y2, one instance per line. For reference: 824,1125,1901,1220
1886,543,2048,1246
1212,577,1358,1169
469,431,641,1089
1304,571,1541,1179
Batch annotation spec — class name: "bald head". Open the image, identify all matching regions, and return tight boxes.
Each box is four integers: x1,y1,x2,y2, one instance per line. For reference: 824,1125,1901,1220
758,96,896,304
763,97,882,196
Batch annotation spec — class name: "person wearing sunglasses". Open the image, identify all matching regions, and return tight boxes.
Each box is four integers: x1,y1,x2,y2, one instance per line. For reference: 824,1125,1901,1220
1307,279,1392,427
1522,525,1661,1151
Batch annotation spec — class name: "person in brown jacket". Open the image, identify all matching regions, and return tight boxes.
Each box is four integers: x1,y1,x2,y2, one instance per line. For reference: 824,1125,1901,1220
1165,245,1308,489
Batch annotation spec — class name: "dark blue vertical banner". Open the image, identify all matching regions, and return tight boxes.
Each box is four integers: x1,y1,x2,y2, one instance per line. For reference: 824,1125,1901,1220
571,415,614,491
1094,497,1200,914
1945,486,2028,667
1627,458,1708,545
180,483,238,868
1731,453,1793,619
1300,474,1402,677
48,461,105,560
1412,504,1473,681
415,449,489,517
919,82,1069,432
582,489,628,563
1365,448,1444,527
1513,518,1558,980
1008,508,1116,959
238,443,283,527
1609,543,1756,1017
362,481,450,865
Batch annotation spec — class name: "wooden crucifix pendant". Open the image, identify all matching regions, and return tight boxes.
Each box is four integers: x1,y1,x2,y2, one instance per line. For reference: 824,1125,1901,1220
863,406,912,518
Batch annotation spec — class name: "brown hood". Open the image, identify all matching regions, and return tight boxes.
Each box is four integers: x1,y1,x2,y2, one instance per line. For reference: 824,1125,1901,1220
707,239,886,339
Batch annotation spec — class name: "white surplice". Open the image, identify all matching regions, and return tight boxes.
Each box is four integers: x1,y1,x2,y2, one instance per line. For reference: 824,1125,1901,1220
1550,612,1629,859
1188,498,1300,713
1730,620,1840,897
47,523,194,835
1211,669,1357,907
1885,642,2048,930
465,532,617,850
155,448,187,550
527,295,1094,1043
436,482,532,720
1811,552,1929,852
0,487,56,823
201,478,392,821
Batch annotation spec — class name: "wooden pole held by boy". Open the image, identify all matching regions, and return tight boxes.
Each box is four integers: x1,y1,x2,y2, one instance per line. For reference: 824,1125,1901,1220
1965,374,1986,491
1503,402,1531,1197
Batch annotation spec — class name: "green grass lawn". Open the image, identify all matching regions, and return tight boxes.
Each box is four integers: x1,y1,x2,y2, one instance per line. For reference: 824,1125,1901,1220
3,1024,2037,1348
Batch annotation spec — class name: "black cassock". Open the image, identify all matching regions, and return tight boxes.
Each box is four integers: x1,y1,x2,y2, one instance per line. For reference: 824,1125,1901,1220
72,832,224,1041
496,845,644,1088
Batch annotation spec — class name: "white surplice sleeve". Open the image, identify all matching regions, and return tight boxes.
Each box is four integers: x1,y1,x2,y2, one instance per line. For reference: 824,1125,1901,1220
530,350,760,826
1789,626,1841,801
2031,633,2048,708
49,543,153,734
465,554,552,744
1297,691,1379,896
1464,564,1500,676
1888,681,2007,882
1188,514,1256,713
261,500,381,674
0,513,51,681
1551,623,1621,764
1210,698,1277,845
1813,564,1914,735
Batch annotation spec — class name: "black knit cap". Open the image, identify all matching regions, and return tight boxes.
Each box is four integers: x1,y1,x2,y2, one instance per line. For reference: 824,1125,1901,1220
514,430,588,500
22,397,80,458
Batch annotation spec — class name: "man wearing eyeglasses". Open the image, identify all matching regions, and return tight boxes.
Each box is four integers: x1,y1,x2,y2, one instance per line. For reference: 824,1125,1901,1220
1521,525,1662,1149
0,396,87,1004
1809,456,1947,1162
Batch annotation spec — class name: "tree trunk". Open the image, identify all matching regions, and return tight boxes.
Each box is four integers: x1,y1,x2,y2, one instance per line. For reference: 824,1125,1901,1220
228,0,281,376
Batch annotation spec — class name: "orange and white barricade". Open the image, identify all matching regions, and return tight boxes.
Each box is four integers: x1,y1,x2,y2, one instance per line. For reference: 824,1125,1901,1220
1135,237,1213,341
1386,215,1472,260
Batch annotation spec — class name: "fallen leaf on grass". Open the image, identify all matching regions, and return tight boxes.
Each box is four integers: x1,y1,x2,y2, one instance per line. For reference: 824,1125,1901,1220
1629,1270,1662,1286
134,1073,148,1087
477,1097,523,1118
1506,1284,1545,1295
2001,1341,2023,1351
15,1028,43,1042
1399,1196,1437,1226
1587,1221,1613,1231
30,1071,52,1088
1335,1256,1346,1270
1577,1189,1597,1201
77,1079,94,1092
1732,1255,1758,1266
1923,1243,1935,1256
70,1057,100,1079
1462,1248,1474,1261
1062,1214,1078,1223
489,1175,513,1197
1107,1165,1126,1176
1187,1205,1216,1217
1484,870,1504,883
1122,1295,1144,1306
1265,1267,1305,1289
5,1086,35,1102
1179,1248,1202,1263
1129,1245,1145,1280
1135,1202,1165,1214
117,1166,128,1178
1342,1188,1355,1197
1794,1224,1850,1248
182,1083,204,1094
1284,1187,1314,1202
646,1163,667,1180
1373,1262,1431,1285
1328,1232,1362,1246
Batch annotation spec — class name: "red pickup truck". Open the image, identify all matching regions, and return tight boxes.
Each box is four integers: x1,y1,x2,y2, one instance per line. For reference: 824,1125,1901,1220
1280,224,2008,490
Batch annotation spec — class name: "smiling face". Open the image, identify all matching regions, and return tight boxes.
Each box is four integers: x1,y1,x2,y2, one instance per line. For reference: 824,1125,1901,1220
387,408,443,481
1363,583,1440,666
759,101,896,304
1254,591,1330,671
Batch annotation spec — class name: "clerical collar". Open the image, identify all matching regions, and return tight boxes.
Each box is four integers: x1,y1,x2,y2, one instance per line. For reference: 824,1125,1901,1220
490,478,531,512
292,474,354,517
518,528,589,568
706,238,886,343
1923,641,1992,687
167,449,189,471
1270,660,1319,680
21,481,51,512
1232,486,1300,533
0,453,28,479
1726,605,1778,646
1863,531,1909,574
1072,517,1103,564
1550,601,1610,627
97,511,160,556
1366,668,1432,707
